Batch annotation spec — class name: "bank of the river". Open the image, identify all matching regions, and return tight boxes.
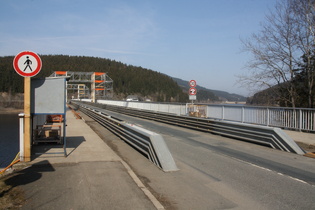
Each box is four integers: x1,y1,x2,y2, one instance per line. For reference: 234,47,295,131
0,107,24,114
0,107,25,208
0,109,21,168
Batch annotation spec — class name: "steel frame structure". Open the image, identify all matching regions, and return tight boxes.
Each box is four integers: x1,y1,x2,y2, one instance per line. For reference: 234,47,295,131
67,84,90,99
49,71,113,101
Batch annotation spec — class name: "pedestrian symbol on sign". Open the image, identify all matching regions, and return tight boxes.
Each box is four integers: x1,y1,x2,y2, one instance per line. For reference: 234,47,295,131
13,51,42,77
24,56,33,71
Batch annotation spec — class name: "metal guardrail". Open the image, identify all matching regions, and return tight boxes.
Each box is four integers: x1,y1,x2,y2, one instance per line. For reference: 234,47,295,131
71,102,178,172
94,99,315,132
77,101,305,155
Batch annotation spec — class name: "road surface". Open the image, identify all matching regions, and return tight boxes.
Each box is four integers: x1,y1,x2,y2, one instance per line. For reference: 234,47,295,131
85,108,315,210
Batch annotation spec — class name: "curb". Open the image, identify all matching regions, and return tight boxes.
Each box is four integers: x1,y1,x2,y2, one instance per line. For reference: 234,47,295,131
120,160,165,210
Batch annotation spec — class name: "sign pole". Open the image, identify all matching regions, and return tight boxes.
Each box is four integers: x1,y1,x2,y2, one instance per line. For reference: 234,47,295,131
13,51,42,162
188,80,197,103
24,77,31,161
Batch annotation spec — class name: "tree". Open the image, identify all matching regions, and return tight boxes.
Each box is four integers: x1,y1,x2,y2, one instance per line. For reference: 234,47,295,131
293,0,315,108
239,0,315,108
297,50,315,107
0,55,189,103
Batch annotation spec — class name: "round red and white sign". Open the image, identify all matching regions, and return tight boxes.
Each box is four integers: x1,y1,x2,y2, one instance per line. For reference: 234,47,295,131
13,51,42,77
189,80,196,87
189,87,197,95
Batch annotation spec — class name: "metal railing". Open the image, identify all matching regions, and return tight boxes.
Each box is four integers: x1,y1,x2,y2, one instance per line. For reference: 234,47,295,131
72,102,178,172
75,101,305,155
207,105,315,132
91,100,315,132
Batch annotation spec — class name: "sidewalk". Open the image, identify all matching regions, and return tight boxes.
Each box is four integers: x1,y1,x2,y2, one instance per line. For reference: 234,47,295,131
285,130,315,146
5,109,163,210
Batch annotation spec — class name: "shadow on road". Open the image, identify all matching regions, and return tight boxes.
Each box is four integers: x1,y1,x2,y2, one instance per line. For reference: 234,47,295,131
0,160,55,209
31,136,86,159
2,160,55,191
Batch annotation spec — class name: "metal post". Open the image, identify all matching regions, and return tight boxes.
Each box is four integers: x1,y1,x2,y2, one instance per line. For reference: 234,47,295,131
267,108,270,127
299,109,302,132
222,106,225,120
241,106,245,123
91,73,95,103
19,113,25,162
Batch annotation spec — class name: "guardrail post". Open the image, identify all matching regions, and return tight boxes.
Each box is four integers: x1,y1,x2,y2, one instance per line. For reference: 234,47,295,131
222,106,225,120
187,104,189,116
241,106,245,123
267,108,270,127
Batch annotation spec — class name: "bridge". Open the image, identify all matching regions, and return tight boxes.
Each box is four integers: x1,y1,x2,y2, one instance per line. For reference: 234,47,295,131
71,100,315,209
9,73,315,209
66,101,315,208
7,99,315,209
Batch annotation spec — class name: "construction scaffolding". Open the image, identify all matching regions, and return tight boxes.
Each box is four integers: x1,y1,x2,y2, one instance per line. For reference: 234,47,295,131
49,71,113,101
67,84,90,99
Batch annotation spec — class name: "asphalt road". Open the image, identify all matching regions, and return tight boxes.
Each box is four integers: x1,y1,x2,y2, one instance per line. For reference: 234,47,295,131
85,108,315,210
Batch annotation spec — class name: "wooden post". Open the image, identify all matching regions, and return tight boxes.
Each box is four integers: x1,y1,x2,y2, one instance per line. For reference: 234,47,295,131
24,77,31,161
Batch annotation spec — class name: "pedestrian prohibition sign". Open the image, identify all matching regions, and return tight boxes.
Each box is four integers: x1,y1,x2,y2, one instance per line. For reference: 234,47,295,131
189,80,196,87
13,51,42,77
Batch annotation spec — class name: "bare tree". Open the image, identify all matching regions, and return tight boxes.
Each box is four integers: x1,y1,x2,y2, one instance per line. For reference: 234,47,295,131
293,0,315,107
239,0,302,107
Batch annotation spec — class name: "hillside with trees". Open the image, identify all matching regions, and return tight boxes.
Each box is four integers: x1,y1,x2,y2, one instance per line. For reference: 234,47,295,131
172,77,246,102
1,55,222,103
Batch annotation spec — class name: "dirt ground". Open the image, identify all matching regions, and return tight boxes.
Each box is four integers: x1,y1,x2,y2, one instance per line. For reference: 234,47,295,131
297,142,315,153
0,172,26,209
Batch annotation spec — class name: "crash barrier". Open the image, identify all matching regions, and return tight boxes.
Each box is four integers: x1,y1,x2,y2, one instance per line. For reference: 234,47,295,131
93,99,315,132
75,101,305,155
71,102,178,172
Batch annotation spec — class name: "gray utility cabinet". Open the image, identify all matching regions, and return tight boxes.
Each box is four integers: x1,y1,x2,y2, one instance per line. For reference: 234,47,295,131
31,77,66,146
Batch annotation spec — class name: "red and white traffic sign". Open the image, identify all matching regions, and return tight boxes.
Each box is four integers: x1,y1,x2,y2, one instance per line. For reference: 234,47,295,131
13,51,42,77
189,80,196,87
189,87,197,95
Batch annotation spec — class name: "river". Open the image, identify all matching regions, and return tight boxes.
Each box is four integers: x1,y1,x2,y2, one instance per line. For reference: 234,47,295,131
0,113,20,169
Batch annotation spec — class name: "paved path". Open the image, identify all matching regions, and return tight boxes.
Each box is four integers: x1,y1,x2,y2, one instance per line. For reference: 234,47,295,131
6,109,163,210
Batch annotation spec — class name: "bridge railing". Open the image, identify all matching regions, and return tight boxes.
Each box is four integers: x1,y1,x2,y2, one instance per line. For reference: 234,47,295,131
94,100,315,132
97,100,187,116
208,105,315,132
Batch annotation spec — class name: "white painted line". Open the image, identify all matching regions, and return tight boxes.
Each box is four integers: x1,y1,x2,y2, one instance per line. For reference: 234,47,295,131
227,154,312,187
120,160,165,210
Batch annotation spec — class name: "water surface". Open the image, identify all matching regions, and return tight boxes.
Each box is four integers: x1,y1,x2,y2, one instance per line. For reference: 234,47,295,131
0,113,19,168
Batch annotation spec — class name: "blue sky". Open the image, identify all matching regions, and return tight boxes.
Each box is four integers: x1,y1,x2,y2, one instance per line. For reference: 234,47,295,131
0,0,276,96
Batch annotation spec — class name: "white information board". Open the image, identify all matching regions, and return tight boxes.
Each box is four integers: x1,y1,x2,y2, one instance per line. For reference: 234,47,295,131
31,78,66,114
